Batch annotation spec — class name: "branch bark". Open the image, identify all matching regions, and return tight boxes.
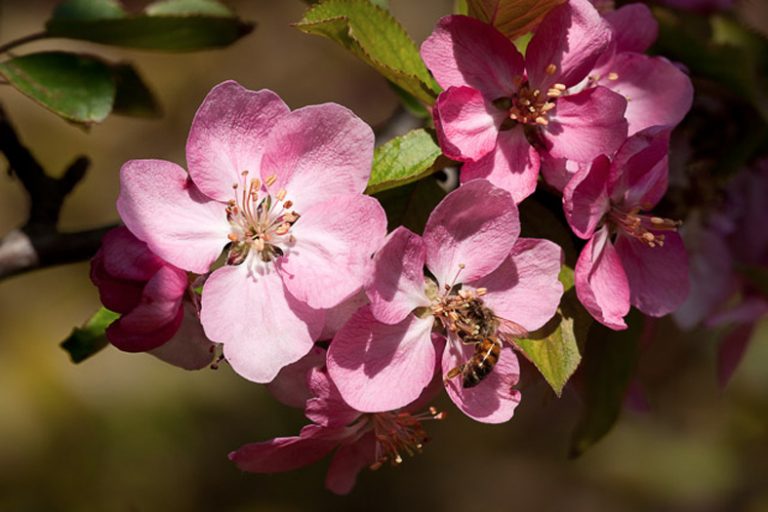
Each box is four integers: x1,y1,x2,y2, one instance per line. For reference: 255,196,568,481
0,105,116,281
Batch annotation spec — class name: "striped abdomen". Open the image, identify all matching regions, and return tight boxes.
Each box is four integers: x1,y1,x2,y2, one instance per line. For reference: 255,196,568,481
462,337,502,388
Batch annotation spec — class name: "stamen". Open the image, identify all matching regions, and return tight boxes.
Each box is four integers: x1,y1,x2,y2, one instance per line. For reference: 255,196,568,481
546,63,557,75
265,174,277,187
607,72,619,81
275,188,287,202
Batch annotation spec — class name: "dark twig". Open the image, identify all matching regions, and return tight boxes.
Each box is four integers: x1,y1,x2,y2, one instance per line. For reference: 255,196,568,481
0,31,48,54
0,104,115,281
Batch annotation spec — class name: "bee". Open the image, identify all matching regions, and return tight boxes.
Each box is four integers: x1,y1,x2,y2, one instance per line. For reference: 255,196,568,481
443,291,528,388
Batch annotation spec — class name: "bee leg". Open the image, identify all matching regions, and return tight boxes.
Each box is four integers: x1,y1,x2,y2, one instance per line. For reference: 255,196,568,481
445,365,463,381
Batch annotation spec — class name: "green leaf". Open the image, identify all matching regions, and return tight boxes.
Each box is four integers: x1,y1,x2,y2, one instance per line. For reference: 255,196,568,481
515,265,590,396
0,51,115,124
373,176,446,234
60,308,120,363
46,0,254,52
366,129,444,194
295,0,439,104
111,63,161,118
569,311,643,458
467,0,565,41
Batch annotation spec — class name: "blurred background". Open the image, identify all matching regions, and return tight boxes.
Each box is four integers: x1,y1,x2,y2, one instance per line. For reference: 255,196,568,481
1,1,768,510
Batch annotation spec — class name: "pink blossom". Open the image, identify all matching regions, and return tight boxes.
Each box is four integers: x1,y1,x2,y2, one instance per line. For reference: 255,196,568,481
420,0,627,203
230,363,444,495
542,3,694,191
90,227,214,369
327,180,564,423
564,127,689,329
116,81,387,383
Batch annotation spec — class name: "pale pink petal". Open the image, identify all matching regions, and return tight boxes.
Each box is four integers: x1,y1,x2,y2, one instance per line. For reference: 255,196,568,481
543,87,628,163
100,227,164,281
575,227,630,329
614,231,689,317
306,367,363,428
260,104,374,212
325,433,376,495
229,424,344,473
319,290,369,341
467,238,564,332
327,307,436,412
608,127,670,208
717,323,755,388
564,155,611,239
598,53,693,135
201,265,323,383
460,127,540,204
526,0,612,89
366,227,430,325
186,81,289,202
267,345,327,408
117,159,229,274
604,3,658,53
420,15,524,98
423,180,519,287
149,301,215,370
106,265,188,352
278,195,387,309
433,86,504,162
442,344,521,424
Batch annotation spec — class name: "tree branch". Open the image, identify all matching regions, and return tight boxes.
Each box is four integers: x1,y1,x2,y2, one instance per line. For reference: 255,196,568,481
0,104,115,281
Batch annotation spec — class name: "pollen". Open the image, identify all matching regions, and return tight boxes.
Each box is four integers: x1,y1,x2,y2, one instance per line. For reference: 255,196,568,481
608,72,619,81
546,63,557,75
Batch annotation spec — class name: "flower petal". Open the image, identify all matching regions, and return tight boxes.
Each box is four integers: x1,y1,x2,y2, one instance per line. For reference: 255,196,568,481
608,127,671,209
327,307,436,412
717,323,756,388
186,81,289,202
278,194,387,309
598,53,693,135
267,345,327,409
467,238,564,332
306,366,363,428
433,86,504,162
99,227,164,281
319,290,369,341
90,250,144,314
459,126,540,204
229,424,343,474
526,0,612,89
543,86,628,163
614,231,690,317
201,265,323,383
325,432,376,495
575,227,630,329
540,155,584,193
260,104,374,212
366,227,430,325
604,3,658,53
563,155,611,239
424,179,519,287
149,301,215,370
442,343,521,424
420,15,524,98
117,159,229,274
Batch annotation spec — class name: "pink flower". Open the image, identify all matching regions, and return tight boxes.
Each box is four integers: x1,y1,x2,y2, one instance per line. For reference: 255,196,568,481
327,180,564,423
564,127,690,329
420,0,628,203
116,81,387,382
90,227,214,369
230,363,444,495
542,3,694,191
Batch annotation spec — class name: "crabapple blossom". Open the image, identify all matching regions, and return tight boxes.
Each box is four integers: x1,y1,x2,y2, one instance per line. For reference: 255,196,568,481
230,362,444,495
90,227,214,369
327,180,564,423
116,80,387,383
420,0,627,202
564,127,689,329
542,3,694,191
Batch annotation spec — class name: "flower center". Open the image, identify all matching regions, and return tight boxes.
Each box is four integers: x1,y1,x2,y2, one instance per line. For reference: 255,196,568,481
225,171,300,266
367,407,444,470
494,77,566,128
608,206,681,248
430,285,496,342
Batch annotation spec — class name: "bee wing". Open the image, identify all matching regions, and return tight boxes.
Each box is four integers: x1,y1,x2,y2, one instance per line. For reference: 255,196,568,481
495,316,529,340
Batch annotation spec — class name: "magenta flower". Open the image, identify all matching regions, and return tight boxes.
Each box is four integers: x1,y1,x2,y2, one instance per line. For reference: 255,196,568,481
420,0,627,203
564,127,689,329
542,3,694,191
327,180,564,423
230,363,444,495
90,227,214,369
116,81,387,382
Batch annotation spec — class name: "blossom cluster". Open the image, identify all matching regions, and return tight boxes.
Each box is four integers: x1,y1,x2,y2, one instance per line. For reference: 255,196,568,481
89,0,695,495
